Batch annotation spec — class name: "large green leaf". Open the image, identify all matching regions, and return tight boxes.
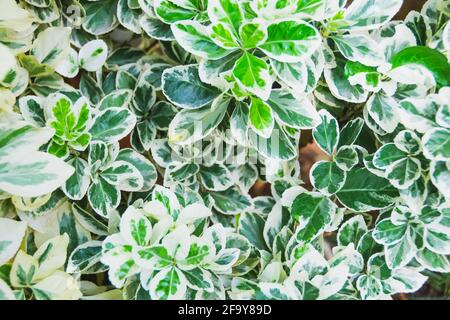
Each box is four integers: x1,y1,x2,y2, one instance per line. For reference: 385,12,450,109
90,108,136,144
168,94,229,145
423,128,450,161
88,177,120,218
258,20,321,63
149,267,187,300
310,161,346,196
82,0,119,35
312,110,339,156
210,186,252,215
267,89,320,129
332,34,384,67
391,46,450,87
336,168,399,212
291,192,336,245
249,97,274,138
344,0,403,31
232,52,272,100
172,21,232,59
162,65,221,109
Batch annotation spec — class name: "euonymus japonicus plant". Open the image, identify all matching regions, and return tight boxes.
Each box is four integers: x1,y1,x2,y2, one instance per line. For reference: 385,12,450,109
0,0,449,300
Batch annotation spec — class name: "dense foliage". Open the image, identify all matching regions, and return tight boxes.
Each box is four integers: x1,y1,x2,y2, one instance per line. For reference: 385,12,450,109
0,0,449,300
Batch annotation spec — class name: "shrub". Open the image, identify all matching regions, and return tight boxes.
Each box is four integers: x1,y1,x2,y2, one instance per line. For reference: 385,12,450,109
0,0,449,300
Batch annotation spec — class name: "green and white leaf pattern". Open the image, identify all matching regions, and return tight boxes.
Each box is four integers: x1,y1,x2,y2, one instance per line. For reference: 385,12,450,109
162,65,221,109
0,0,449,301
258,20,321,63
313,110,340,156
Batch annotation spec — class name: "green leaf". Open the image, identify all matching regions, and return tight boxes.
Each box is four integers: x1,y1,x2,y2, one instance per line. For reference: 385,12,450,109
232,163,258,192
208,0,243,34
385,231,415,269
271,59,308,93
80,74,103,105
423,128,450,161
391,46,450,88
416,247,450,273
258,20,321,63
62,157,90,201
0,150,74,198
67,241,106,274
395,129,422,156
10,251,38,287
338,118,364,148
18,96,46,127
249,97,274,138
168,162,200,182
120,206,152,247
107,48,144,68
424,215,450,255
132,75,156,116
101,161,144,192
198,50,240,87
310,161,346,196
366,92,399,134
116,148,157,191
155,0,199,24
135,245,172,269
55,48,79,78
162,65,221,109
90,108,136,144
149,267,186,300
312,110,339,156
356,275,382,300
344,0,403,31
209,22,240,49
324,56,368,103
357,231,383,262
172,21,232,60
259,283,290,300
199,164,233,191
87,177,120,218
230,100,250,142
291,192,337,245
385,157,422,189
267,89,320,129
332,34,384,67
373,143,407,169
232,52,272,100
373,218,408,246
140,15,174,41
168,94,229,145
72,203,108,236
249,123,297,161
239,212,268,251
117,0,141,34
336,168,398,212
239,22,267,49
336,146,359,171
436,100,450,129
338,216,368,247
82,0,118,35
182,268,213,291
430,161,450,200
397,97,438,134
210,186,252,215
182,242,211,266
98,89,133,111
